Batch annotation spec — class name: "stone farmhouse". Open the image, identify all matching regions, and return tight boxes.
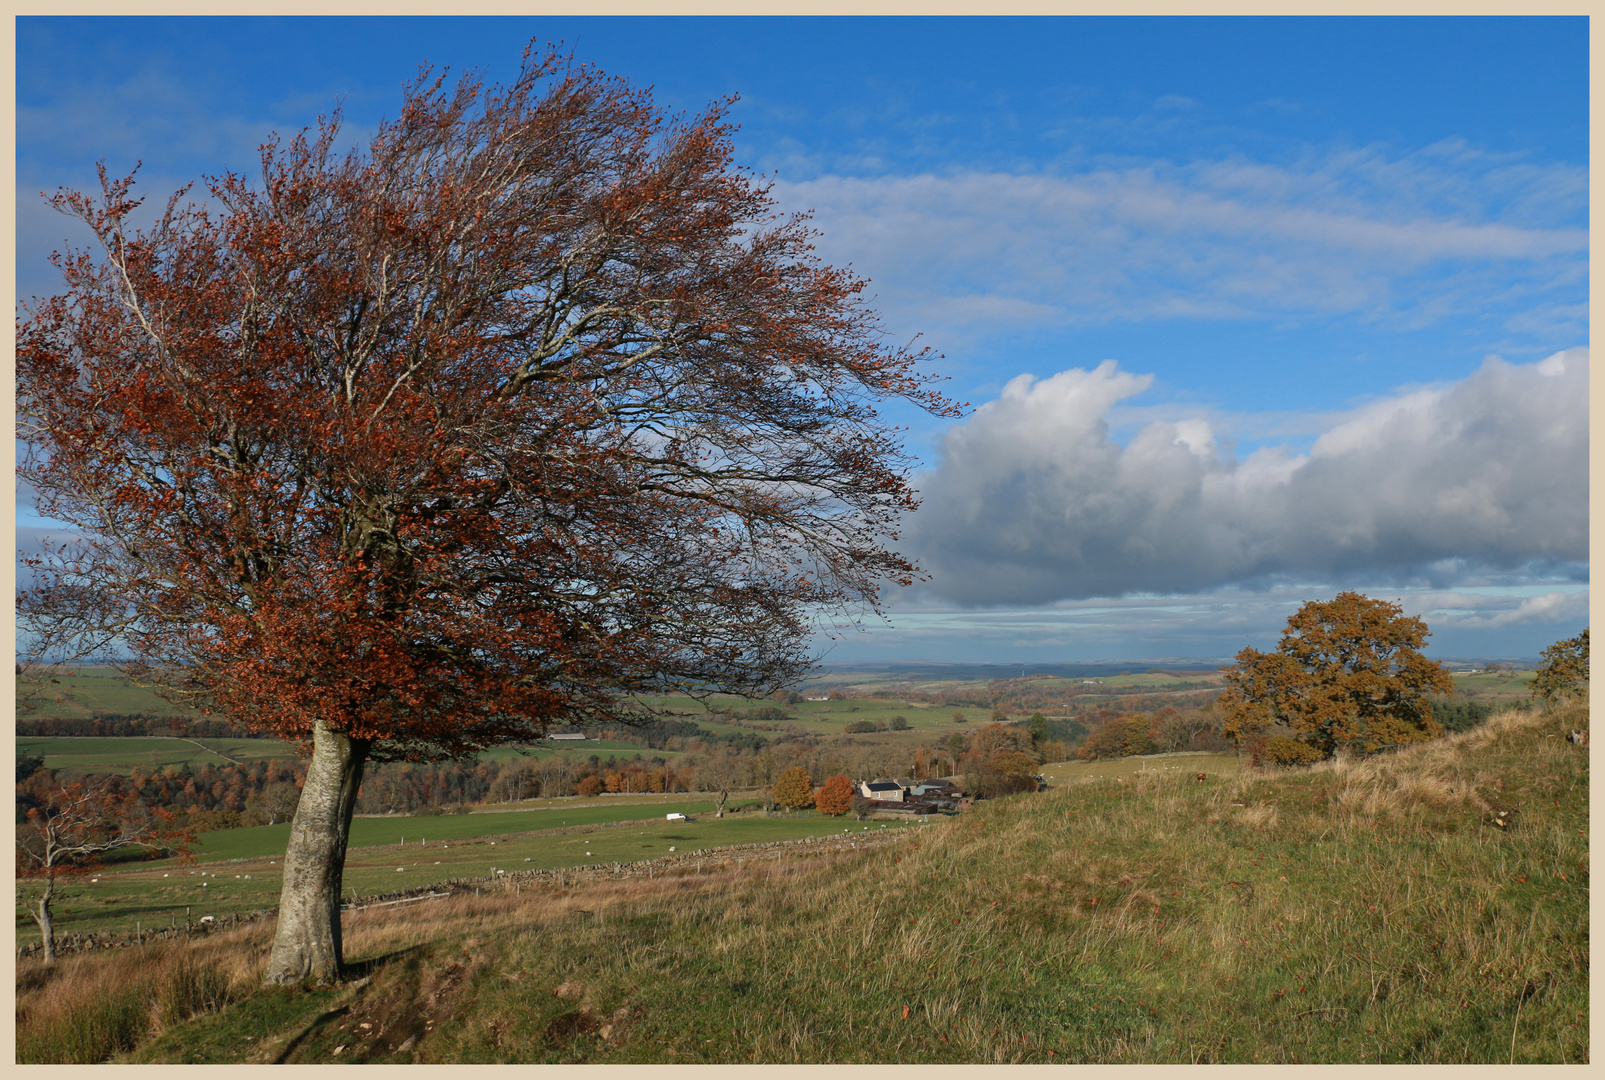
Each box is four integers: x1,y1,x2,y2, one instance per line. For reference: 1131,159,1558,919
856,776,971,818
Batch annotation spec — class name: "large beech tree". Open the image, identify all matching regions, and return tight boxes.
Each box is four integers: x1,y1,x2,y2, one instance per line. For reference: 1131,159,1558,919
18,49,954,985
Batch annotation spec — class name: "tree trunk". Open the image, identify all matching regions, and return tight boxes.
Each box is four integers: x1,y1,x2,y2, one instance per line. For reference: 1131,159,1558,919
34,879,56,964
264,720,369,986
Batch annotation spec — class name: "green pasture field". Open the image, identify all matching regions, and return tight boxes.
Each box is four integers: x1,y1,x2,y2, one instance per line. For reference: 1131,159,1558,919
665,716,752,737
17,801,914,939
17,735,677,777
17,736,299,774
1041,751,1243,784
475,740,680,762
1083,671,1221,687
470,790,730,814
17,666,205,718
192,795,767,861
1451,669,1536,702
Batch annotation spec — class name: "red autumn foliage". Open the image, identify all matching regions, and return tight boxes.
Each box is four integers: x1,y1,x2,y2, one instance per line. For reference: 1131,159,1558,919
815,773,856,815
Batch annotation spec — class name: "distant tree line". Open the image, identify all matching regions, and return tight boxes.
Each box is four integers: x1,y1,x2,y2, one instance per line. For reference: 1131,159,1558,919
16,758,306,833
586,715,771,754
1430,700,1494,733
1076,705,1232,760
15,714,275,739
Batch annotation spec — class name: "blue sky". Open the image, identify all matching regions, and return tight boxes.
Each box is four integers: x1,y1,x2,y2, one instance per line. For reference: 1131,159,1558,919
16,17,1589,664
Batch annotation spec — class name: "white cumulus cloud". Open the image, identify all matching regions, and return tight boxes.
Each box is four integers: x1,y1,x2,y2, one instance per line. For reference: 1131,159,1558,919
905,348,1588,605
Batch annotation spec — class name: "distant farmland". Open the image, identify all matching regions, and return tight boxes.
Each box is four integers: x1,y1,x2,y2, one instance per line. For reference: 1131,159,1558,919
17,735,299,774
17,735,683,778
15,666,205,719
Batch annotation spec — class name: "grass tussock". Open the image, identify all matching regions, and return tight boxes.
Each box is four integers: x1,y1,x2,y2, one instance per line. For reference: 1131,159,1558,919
20,703,1588,1064
15,927,266,1063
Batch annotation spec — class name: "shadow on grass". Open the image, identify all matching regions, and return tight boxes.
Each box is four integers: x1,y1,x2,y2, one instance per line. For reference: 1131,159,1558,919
266,945,429,1063
343,942,428,982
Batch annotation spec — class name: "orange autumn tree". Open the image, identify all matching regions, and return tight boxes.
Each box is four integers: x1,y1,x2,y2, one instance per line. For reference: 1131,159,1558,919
771,766,815,810
17,47,954,986
814,774,856,815
1219,592,1453,762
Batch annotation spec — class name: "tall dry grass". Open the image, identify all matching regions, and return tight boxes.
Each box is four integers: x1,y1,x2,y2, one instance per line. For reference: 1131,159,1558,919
16,927,268,1063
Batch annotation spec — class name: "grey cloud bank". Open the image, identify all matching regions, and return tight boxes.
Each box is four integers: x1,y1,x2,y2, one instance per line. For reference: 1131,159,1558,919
904,348,1587,607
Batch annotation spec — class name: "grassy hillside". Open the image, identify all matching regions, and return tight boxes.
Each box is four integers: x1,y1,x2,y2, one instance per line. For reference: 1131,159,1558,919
1040,751,1241,783
17,702,1587,1064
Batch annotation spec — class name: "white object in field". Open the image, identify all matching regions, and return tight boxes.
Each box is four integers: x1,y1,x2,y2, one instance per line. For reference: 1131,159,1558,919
397,867,405,872
199,915,215,923
669,846,676,852
666,812,687,821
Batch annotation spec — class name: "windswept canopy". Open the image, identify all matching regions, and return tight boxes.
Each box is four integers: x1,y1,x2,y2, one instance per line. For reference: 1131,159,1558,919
18,47,956,761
